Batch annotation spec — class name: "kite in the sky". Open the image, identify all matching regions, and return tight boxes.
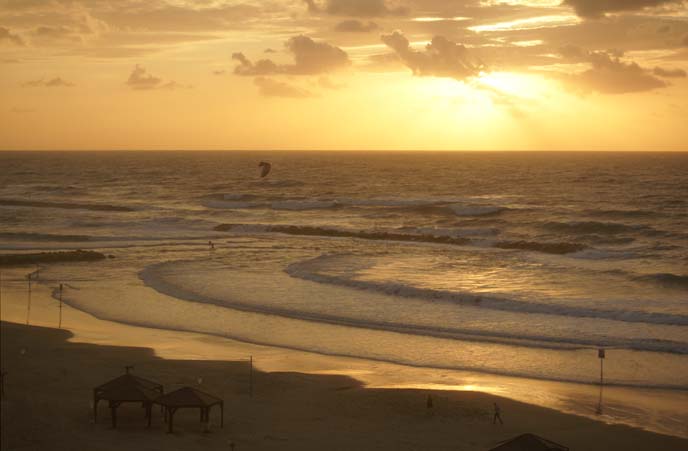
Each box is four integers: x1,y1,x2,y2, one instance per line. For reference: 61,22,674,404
258,161,272,178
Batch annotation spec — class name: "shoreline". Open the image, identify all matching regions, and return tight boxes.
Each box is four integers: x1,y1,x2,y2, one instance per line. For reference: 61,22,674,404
3,320,688,451
1,266,687,446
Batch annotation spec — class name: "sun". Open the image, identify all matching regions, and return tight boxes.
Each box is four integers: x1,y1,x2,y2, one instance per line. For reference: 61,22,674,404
475,71,546,98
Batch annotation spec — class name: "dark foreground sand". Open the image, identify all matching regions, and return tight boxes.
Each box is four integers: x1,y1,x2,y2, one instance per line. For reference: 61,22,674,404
2,321,686,451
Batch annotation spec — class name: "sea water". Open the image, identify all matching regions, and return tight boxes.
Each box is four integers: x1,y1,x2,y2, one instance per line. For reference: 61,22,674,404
1,151,687,434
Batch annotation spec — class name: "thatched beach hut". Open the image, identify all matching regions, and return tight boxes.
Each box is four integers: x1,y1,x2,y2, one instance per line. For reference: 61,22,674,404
154,386,224,433
93,368,163,427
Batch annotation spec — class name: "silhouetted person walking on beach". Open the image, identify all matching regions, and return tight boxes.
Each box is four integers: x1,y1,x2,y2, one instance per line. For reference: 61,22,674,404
493,402,503,425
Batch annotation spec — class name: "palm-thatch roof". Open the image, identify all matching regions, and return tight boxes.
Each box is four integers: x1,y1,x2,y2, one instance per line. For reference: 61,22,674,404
489,433,569,451
97,381,161,403
94,372,162,395
155,386,222,408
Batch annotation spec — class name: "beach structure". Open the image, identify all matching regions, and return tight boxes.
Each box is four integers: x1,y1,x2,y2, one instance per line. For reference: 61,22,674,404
1,370,6,398
154,386,224,433
489,433,569,451
93,367,163,428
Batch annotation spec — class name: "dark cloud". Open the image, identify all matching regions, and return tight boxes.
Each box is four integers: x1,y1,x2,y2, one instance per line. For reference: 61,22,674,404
232,52,280,76
34,25,79,40
653,66,687,77
334,20,378,32
563,0,685,18
287,35,350,74
233,36,350,76
305,0,407,17
253,77,313,98
125,65,187,90
562,49,667,94
0,26,24,45
126,65,162,90
22,77,74,87
381,31,485,80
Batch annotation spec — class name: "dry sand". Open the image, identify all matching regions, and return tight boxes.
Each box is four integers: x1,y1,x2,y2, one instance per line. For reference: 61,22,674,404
2,320,687,451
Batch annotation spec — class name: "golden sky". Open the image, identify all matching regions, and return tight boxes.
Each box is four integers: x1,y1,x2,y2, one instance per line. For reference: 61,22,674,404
1,0,687,150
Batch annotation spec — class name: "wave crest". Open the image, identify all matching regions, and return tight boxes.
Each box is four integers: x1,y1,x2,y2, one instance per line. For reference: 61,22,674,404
635,273,688,290
0,198,134,212
286,255,688,329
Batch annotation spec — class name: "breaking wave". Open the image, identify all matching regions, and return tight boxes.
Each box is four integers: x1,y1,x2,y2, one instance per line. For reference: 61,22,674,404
0,232,93,242
286,255,688,329
583,208,656,219
494,240,586,255
0,198,134,212
203,194,511,217
213,223,588,254
635,273,688,291
541,220,652,235
449,205,508,216
214,223,472,246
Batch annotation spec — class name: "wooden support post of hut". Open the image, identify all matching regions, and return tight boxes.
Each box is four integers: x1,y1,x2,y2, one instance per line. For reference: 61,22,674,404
1,370,6,398
154,386,224,434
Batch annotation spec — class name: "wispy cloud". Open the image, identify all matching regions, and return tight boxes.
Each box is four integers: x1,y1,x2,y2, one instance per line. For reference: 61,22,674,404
22,77,75,88
0,26,24,46
254,77,314,98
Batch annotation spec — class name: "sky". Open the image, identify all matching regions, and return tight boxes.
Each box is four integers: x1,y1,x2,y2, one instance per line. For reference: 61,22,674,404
1,0,687,151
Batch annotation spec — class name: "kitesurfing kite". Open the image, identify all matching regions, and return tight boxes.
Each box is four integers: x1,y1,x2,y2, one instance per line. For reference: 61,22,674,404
258,161,272,178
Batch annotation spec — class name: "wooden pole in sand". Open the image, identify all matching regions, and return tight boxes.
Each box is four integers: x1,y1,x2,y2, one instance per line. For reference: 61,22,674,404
26,273,32,325
596,348,605,414
249,355,253,398
58,283,63,329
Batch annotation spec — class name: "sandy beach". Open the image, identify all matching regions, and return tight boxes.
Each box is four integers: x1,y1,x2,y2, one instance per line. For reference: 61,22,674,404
2,272,687,451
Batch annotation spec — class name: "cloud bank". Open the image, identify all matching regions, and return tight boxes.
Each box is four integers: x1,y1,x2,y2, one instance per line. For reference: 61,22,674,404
305,0,407,17
562,49,669,94
0,26,24,46
381,31,485,80
233,36,350,76
22,77,74,88
126,65,186,90
564,0,686,18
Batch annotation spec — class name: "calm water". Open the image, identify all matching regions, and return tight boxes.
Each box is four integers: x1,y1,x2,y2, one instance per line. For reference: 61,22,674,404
1,151,687,392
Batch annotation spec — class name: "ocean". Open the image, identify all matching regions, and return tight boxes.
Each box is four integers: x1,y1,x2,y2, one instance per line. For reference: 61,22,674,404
1,151,687,433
